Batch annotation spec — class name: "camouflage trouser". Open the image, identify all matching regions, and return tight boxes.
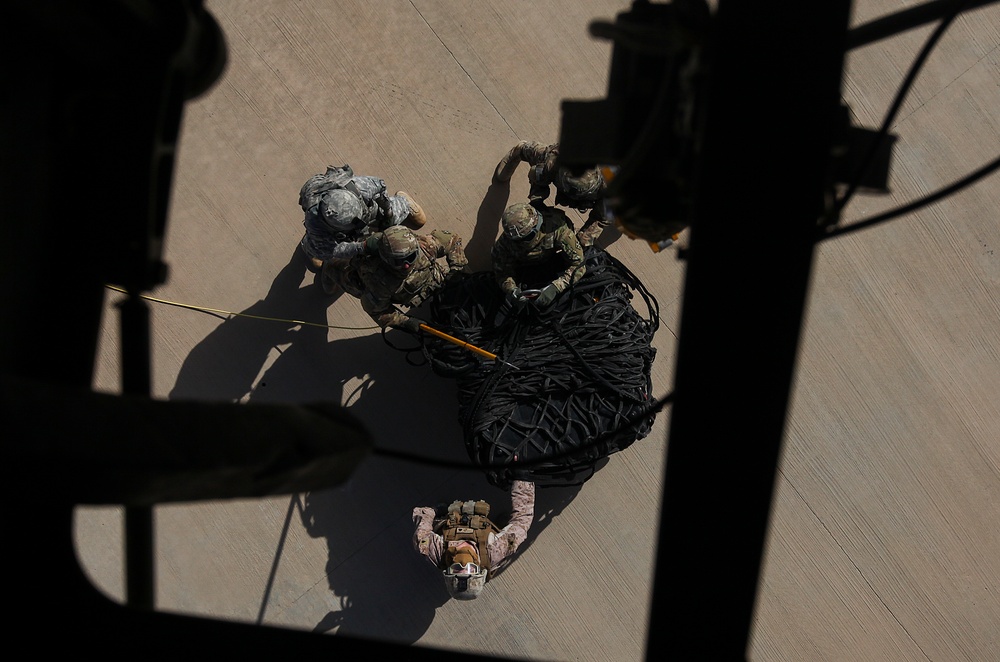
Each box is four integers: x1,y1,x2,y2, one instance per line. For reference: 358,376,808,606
320,259,365,298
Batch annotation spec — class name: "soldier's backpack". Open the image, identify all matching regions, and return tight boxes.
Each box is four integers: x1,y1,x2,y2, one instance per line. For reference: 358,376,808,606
298,164,355,213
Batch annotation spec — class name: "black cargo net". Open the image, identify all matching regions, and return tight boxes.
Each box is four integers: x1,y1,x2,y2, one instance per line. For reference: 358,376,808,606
424,248,660,488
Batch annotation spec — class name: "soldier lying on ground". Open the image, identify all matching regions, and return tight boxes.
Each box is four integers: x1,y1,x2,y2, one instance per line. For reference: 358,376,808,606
412,480,535,600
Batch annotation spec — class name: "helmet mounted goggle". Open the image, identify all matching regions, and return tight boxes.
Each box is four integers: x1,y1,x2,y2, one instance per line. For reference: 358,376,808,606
390,249,419,270
505,212,542,242
443,561,487,600
446,562,482,576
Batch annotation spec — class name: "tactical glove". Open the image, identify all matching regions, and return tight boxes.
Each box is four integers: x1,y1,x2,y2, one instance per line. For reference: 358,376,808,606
505,287,526,308
400,317,425,334
533,284,559,308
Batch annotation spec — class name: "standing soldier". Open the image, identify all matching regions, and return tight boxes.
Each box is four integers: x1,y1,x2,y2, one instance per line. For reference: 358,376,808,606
492,202,586,309
298,164,427,270
492,141,610,247
354,225,468,333
412,480,535,600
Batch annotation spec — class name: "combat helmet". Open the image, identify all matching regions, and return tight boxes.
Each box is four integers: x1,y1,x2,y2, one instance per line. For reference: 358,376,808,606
556,166,605,207
378,225,420,271
319,189,366,232
442,558,488,600
501,203,542,241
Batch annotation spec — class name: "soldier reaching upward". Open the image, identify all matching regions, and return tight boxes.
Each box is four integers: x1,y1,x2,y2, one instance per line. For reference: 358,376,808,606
493,141,610,247
412,480,535,600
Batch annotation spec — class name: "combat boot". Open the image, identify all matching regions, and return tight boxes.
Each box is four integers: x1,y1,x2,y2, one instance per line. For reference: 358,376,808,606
396,190,427,228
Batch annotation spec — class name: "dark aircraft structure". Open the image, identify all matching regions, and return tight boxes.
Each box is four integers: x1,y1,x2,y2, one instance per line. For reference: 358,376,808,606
3,1,997,659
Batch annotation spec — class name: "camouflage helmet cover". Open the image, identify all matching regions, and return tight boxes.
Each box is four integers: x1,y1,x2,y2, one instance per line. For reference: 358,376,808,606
442,564,488,600
557,166,605,204
501,203,542,240
378,226,420,266
319,188,365,232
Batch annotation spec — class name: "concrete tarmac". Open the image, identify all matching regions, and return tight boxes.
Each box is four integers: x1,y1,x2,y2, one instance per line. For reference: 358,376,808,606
74,1,999,660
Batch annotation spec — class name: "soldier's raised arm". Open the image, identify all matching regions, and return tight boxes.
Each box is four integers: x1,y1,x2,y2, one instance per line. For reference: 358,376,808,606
493,141,557,183
412,506,444,566
551,225,587,292
424,229,468,272
487,480,535,572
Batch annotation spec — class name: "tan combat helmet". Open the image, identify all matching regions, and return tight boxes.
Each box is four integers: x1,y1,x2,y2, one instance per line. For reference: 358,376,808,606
378,225,420,271
319,188,366,232
442,559,488,600
501,203,542,241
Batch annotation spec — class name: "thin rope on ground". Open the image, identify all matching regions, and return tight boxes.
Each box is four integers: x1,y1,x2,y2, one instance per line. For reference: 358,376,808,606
103,284,379,331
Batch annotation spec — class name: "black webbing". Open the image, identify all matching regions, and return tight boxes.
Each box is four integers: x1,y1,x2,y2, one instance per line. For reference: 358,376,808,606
425,248,661,488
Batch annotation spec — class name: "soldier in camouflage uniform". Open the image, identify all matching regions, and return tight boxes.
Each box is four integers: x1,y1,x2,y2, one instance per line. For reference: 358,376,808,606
355,225,468,332
412,480,535,600
298,164,427,270
492,202,586,309
493,141,610,247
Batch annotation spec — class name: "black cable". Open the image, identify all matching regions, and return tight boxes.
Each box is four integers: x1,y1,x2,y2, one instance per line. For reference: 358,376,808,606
406,249,663,487
829,0,969,222
846,0,998,51
371,389,674,472
821,153,1000,240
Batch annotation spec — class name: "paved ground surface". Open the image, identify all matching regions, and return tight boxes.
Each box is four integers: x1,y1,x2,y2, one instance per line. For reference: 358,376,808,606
74,2,999,660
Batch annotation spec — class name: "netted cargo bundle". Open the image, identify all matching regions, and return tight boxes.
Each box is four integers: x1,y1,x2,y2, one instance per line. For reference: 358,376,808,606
425,248,660,488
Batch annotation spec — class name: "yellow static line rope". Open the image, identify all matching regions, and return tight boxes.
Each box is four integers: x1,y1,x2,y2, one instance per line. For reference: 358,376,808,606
103,284,379,331
419,323,498,360
419,323,519,369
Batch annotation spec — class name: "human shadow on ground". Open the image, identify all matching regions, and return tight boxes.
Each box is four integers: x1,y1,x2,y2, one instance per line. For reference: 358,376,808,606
302,459,594,640
168,243,602,644
465,182,509,272
167,246,497,642
300,464,501,641
169,247,345,403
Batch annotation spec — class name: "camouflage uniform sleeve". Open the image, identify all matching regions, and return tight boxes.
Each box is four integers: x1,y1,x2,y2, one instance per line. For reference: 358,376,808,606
486,480,535,571
349,176,391,228
328,240,364,261
348,175,388,201
503,140,552,169
491,240,519,295
413,507,444,567
361,288,410,329
428,229,468,272
522,142,559,203
550,225,587,292
517,141,556,167
576,203,611,248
